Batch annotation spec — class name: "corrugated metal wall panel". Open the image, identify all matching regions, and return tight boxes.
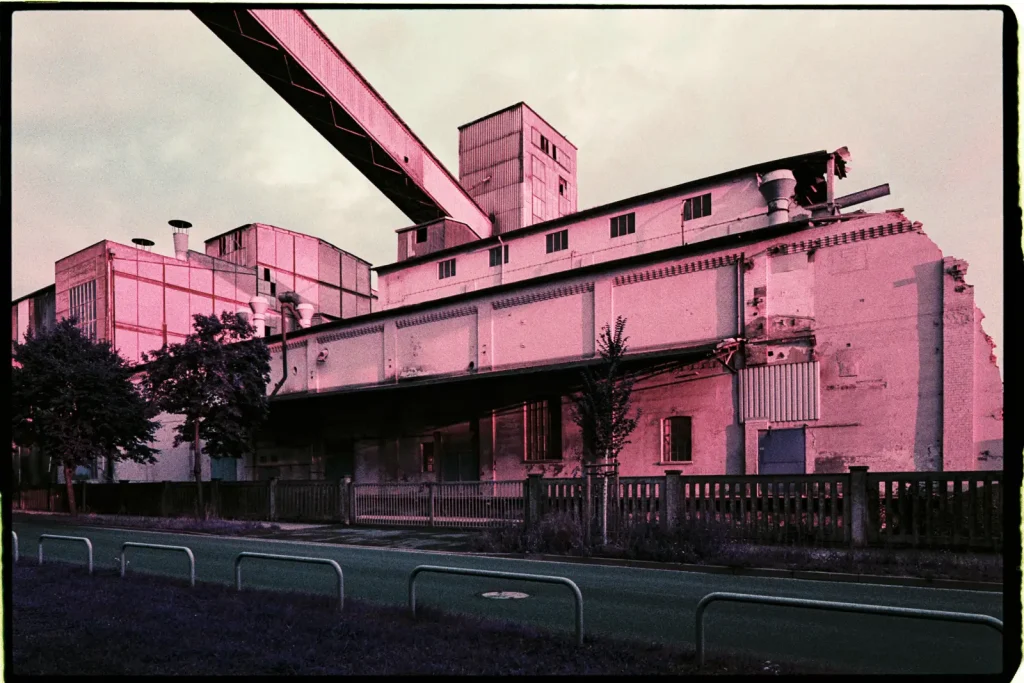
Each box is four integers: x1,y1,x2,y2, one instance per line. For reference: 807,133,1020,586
739,361,819,423
459,105,523,154
460,132,522,176
462,158,523,195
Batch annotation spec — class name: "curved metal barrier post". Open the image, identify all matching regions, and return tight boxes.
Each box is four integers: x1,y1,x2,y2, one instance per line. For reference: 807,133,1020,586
38,534,94,575
408,565,584,646
234,552,344,611
12,531,18,563
695,591,1004,668
121,542,196,587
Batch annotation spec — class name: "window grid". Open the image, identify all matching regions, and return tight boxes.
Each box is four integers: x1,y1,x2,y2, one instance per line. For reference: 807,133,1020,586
489,244,509,267
663,416,693,462
68,280,98,341
545,229,568,254
438,258,457,279
610,212,636,238
683,193,712,221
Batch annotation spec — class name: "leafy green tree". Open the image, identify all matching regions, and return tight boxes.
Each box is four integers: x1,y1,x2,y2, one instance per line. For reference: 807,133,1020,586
143,312,271,519
570,316,641,467
11,318,159,515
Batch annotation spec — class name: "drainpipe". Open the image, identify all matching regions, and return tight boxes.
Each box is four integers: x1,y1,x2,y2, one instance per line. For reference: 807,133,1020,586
270,292,301,396
496,234,506,285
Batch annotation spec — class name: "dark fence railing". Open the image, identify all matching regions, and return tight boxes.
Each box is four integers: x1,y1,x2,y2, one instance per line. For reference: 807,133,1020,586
13,468,1003,550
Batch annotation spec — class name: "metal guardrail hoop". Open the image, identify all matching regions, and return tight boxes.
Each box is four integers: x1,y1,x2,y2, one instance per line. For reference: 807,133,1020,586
234,552,344,611
38,534,94,575
121,542,196,588
12,531,18,563
408,565,584,646
695,591,1004,668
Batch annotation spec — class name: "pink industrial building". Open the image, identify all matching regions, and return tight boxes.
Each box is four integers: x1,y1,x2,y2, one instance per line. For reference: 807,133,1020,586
13,9,1002,486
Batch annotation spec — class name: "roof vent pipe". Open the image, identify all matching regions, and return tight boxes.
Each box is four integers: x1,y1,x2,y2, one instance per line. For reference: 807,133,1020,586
169,220,192,261
296,303,314,329
758,170,797,225
249,296,269,338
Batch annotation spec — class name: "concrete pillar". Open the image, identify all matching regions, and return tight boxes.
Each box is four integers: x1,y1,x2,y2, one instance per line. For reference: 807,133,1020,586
662,470,682,533
524,473,544,531
341,476,353,525
268,477,278,522
848,466,869,547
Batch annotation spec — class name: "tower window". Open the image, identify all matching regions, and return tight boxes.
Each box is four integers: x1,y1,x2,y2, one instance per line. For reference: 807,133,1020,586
415,227,428,243
540,135,550,155
489,244,509,267
559,177,567,196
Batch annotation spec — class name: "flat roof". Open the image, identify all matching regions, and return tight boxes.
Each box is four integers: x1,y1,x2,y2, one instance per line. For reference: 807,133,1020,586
458,101,577,149
375,148,841,274
12,283,56,305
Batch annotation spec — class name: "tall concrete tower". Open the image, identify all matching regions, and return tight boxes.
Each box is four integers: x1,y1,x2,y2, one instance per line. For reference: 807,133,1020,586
457,102,578,235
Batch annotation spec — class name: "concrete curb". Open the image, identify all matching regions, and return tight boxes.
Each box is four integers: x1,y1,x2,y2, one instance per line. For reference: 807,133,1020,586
477,552,1003,592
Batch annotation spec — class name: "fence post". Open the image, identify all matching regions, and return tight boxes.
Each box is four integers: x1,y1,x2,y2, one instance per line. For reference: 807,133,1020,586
336,478,346,524
81,481,88,514
525,473,544,532
344,476,354,525
849,466,869,547
428,482,436,528
159,481,170,517
47,482,52,512
210,478,221,519
269,477,278,522
662,470,681,533
583,472,593,542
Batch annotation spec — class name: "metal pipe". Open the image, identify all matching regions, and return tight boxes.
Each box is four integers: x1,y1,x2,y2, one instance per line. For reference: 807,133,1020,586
834,183,891,209
270,298,299,396
234,551,344,611
121,542,196,588
12,531,18,563
38,534,93,575
408,565,584,645
695,591,1003,669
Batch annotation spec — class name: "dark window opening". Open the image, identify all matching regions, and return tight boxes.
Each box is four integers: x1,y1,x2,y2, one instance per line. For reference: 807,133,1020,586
545,229,568,254
415,227,428,243
489,244,509,267
421,442,435,473
683,192,712,221
540,135,550,154
559,177,567,196
610,212,636,238
264,268,271,281
552,145,558,161
525,398,562,461
438,258,457,279
664,416,693,462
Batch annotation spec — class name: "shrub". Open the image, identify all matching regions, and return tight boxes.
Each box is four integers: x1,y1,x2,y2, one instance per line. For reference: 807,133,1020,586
474,512,591,556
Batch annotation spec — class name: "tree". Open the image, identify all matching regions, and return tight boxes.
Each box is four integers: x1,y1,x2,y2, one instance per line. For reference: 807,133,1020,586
143,312,271,519
569,317,641,544
11,318,159,516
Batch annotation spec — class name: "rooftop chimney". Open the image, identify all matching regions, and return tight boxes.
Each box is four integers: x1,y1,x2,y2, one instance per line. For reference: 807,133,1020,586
169,219,192,261
131,237,155,252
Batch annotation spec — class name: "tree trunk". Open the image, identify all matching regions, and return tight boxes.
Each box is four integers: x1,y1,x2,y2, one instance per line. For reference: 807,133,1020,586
194,420,205,520
64,464,78,517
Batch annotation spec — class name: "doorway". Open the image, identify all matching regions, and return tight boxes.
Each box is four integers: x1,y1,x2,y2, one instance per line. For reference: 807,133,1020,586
757,427,806,475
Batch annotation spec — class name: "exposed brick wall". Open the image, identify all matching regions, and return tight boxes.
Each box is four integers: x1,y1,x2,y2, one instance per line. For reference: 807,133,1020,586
941,256,975,471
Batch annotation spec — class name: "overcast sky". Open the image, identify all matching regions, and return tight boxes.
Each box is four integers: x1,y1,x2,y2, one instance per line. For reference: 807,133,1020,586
11,8,1005,370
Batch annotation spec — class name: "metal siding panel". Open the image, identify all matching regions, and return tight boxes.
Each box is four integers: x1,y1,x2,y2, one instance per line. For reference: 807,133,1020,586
459,106,523,154
460,132,522,176
739,361,819,422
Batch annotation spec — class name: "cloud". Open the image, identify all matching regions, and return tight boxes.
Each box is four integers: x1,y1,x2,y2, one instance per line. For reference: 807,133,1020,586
11,8,1004,370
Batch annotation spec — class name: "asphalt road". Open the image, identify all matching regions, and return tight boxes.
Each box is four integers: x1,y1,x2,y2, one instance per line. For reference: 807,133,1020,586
12,519,1005,674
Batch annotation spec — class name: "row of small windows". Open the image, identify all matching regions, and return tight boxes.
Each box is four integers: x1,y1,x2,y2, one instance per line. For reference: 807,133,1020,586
434,194,712,279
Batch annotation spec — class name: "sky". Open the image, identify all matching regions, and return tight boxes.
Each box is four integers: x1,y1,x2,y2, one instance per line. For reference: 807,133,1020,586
11,8,1005,370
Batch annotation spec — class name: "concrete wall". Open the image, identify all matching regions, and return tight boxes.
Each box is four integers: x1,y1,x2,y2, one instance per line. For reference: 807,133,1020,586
113,413,214,483
378,172,793,309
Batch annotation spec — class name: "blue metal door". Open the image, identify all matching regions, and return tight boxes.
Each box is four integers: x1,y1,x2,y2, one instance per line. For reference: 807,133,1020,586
757,428,805,475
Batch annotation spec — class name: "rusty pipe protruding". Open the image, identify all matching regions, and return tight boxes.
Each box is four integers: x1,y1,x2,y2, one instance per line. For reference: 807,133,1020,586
834,183,890,210
758,169,797,225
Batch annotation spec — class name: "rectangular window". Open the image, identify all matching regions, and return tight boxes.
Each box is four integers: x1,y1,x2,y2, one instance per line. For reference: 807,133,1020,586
415,227,428,243
524,398,562,461
532,155,545,182
545,229,568,253
421,442,435,473
438,258,456,279
68,280,98,341
663,416,693,462
558,177,567,196
610,212,636,238
683,192,712,221
489,244,509,267
552,144,558,161
540,134,550,155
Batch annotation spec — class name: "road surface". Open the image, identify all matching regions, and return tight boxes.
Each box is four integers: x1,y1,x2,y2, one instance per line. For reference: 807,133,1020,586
11,518,1005,674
